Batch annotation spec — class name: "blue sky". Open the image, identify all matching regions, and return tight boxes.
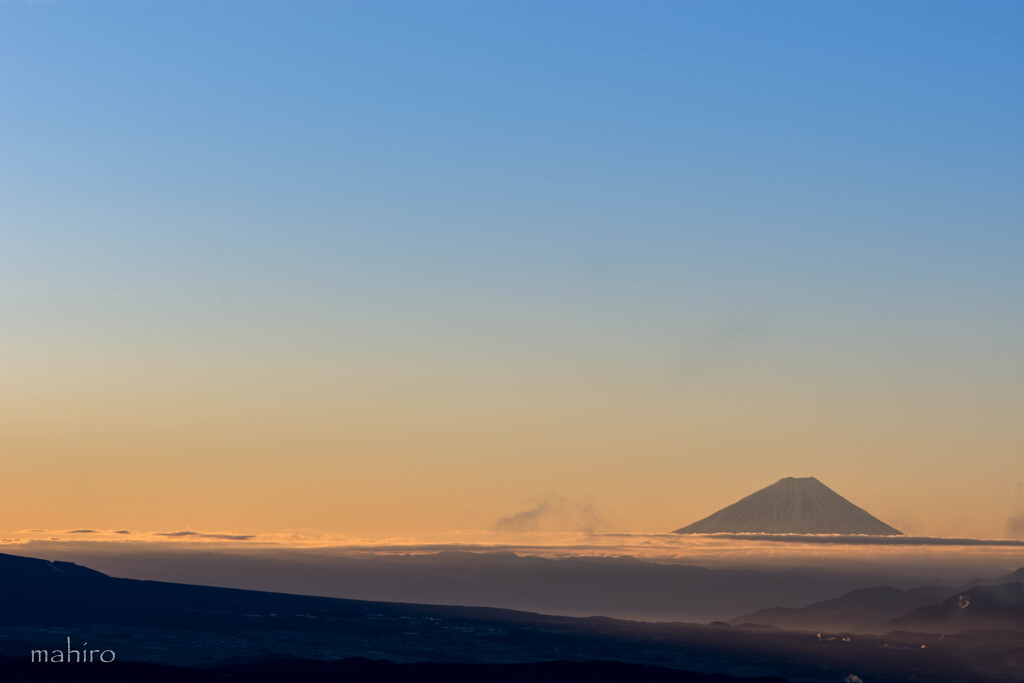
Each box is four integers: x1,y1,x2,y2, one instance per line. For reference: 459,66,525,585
1,1,1022,536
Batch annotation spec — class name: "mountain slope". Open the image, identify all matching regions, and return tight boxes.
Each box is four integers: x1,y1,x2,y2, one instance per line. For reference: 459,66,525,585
963,566,1024,588
729,567,1024,634
730,585,954,633
674,477,902,535
883,583,1024,634
0,551,1007,682
0,656,794,683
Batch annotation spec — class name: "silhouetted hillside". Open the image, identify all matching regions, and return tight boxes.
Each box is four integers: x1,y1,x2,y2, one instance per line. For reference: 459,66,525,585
1,551,1020,682
729,567,1024,634
731,585,954,633
0,552,107,587
884,583,1024,634
11,546,926,623
963,566,1024,588
0,655,792,683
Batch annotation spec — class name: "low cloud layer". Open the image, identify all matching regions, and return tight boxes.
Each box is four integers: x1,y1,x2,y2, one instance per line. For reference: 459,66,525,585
9,529,257,544
6,528,1023,569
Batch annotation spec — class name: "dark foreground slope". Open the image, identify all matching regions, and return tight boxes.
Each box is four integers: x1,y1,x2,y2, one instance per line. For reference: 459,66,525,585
0,656,789,683
1,552,1020,682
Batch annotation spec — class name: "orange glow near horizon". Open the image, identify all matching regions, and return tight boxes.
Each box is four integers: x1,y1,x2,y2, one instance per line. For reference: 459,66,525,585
2,2,1022,550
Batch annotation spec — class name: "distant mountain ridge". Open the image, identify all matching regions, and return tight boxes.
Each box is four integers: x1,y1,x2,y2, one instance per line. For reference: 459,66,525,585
884,582,1024,634
730,585,953,633
674,477,903,536
731,567,1024,635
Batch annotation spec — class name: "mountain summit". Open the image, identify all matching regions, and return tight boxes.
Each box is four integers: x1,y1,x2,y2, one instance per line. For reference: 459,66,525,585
674,476,903,536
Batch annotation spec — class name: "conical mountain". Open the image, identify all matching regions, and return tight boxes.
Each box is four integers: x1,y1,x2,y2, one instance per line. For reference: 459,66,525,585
674,476,903,536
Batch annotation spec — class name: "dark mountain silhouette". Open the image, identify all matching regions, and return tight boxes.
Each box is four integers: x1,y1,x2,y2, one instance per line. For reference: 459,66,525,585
674,477,903,535
0,552,108,587
23,546,924,623
883,583,1024,634
730,567,1024,634
963,566,1024,588
1003,567,1024,582
0,655,793,683
0,551,1014,682
730,585,954,633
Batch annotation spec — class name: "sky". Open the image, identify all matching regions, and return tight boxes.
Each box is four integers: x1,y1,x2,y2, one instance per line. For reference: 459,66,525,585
1,1,1022,541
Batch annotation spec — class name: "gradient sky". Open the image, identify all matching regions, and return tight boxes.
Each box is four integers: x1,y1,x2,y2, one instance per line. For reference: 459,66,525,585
1,1,1022,540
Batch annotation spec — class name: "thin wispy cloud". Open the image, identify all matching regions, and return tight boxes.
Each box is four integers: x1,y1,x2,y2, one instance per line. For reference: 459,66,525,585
1007,515,1024,539
493,495,609,533
1007,481,1024,539
155,531,256,541
10,529,258,544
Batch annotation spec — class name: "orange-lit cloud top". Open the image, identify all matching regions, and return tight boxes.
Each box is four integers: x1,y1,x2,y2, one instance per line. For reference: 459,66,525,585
6,529,1024,570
